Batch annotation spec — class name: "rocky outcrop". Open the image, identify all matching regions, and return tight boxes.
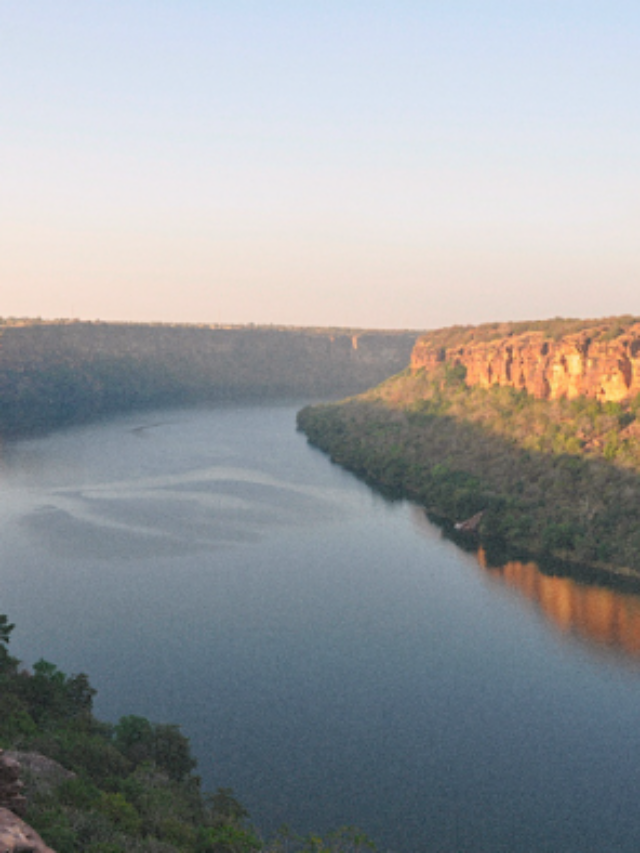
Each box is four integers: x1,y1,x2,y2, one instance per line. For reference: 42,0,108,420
0,808,55,853
411,323,640,402
4,753,75,799
0,752,26,817
0,751,57,852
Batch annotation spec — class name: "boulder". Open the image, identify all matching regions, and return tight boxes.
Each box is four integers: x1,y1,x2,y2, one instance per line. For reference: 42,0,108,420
4,753,74,799
0,752,26,817
0,807,55,853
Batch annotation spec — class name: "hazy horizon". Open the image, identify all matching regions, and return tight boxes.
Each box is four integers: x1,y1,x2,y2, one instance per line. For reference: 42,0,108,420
2,2,639,330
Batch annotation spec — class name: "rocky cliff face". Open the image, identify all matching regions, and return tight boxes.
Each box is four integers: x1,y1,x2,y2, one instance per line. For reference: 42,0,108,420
411,323,640,402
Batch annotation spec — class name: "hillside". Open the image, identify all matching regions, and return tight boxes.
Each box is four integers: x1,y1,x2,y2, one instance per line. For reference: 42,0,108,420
297,317,640,580
0,321,418,435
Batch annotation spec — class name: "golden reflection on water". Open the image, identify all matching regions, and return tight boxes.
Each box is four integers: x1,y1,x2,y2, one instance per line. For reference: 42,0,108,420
477,548,640,659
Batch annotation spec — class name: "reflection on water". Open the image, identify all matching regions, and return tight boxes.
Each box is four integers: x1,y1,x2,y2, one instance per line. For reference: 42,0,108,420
477,549,640,660
410,506,640,661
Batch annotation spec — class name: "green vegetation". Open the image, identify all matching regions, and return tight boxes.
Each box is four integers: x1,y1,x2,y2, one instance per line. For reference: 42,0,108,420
0,321,416,435
0,618,378,853
297,364,640,577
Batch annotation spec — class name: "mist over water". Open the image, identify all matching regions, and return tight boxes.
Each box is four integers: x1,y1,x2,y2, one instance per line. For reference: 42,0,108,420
2,403,640,852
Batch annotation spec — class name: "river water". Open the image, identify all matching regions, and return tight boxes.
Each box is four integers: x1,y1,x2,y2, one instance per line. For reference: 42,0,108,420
1,403,640,852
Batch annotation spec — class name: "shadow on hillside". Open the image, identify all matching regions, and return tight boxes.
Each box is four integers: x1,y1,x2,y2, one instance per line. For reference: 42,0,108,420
298,399,640,580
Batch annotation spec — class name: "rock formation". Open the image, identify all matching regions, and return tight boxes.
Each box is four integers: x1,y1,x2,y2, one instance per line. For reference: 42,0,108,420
4,753,75,800
0,751,56,852
0,808,55,853
0,751,26,817
411,323,640,402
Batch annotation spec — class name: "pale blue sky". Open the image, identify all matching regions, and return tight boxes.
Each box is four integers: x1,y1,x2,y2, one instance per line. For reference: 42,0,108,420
1,2,638,328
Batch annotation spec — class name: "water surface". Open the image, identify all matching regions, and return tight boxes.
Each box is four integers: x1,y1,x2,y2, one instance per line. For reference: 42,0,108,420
1,403,640,852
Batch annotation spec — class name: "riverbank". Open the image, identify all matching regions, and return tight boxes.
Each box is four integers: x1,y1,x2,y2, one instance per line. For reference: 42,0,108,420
297,366,640,580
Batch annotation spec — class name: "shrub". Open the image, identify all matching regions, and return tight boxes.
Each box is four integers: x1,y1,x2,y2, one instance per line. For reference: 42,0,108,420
196,824,261,853
97,792,142,836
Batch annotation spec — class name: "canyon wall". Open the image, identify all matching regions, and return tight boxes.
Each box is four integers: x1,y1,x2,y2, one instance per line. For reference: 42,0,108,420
0,322,418,433
411,323,640,402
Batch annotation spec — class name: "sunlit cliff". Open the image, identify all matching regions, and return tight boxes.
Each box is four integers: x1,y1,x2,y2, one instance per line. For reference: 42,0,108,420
411,318,640,402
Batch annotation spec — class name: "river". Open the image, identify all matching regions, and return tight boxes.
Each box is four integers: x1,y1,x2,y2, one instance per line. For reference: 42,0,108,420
1,403,640,852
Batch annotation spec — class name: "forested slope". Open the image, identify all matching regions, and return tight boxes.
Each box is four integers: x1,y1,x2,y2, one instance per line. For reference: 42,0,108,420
0,321,417,435
298,318,640,580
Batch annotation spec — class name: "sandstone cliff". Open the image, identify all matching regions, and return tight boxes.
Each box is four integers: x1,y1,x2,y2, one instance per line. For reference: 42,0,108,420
411,320,640,402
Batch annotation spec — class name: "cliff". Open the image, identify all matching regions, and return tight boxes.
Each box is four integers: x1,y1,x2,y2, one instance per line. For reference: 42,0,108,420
0,321,418,434
411,319,640,402
297,315,640,576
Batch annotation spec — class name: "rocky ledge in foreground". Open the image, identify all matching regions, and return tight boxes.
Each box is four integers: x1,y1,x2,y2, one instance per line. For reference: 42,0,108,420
0,807,55,853
0,750,56,853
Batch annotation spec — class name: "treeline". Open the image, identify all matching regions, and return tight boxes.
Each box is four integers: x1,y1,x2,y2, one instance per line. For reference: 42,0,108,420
0,323,417,436
416,314,640,351
297,365,640,577
0,616,378,853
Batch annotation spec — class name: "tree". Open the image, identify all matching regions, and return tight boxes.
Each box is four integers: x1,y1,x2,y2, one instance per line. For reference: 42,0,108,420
113,715,197,780
0,614,17,675
208,788,250,827
0,614,15,646
154,722,197,781
65,672,97,717
113,715,155,765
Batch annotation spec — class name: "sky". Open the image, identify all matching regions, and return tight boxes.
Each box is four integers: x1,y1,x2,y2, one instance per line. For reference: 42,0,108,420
1,1,639,330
